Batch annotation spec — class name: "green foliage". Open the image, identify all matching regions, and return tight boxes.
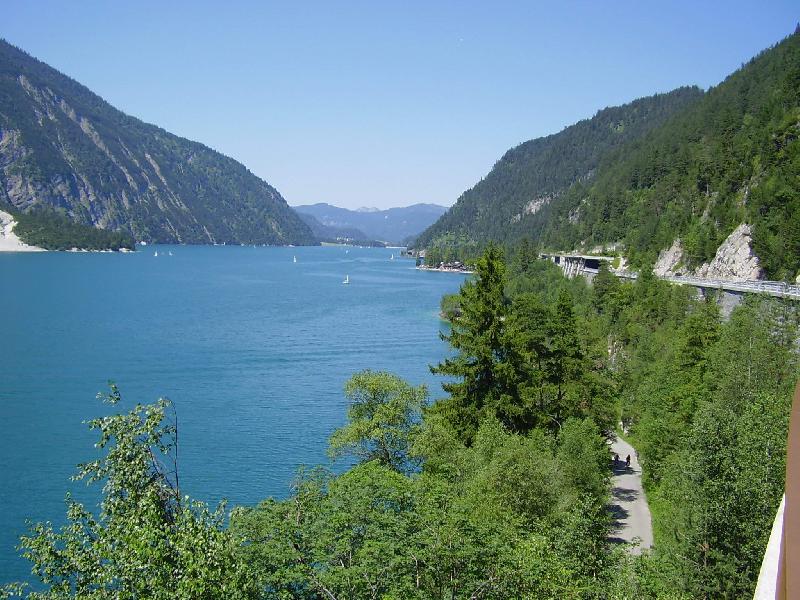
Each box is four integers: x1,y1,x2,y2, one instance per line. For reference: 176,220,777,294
439,293,461,321
464,419,561,527
328,370,427,473
10,207,134,251
557,418,610,503
610,289,799,597
500,243,799,597
419,32,800,280
3,386,257,599
433,247,616,439
430,244,510,442
415,87,703,252
422,233,481,267
234,414,616,599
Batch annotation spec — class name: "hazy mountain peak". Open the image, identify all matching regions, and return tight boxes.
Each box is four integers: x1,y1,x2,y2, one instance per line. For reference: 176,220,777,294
293,202,448,244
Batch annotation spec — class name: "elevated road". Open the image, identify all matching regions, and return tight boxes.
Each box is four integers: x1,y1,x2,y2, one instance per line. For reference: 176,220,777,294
541,253,800,300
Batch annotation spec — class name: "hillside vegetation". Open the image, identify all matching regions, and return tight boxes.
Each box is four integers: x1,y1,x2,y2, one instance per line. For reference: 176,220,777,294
543,31,800,279
418,31,800,280
414,88,703,250
0,40,315,246
12,208,134,251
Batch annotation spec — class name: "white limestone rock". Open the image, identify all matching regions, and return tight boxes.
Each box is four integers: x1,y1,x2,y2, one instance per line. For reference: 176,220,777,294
0,210,44,252
694,223,764,281
654,239,685,276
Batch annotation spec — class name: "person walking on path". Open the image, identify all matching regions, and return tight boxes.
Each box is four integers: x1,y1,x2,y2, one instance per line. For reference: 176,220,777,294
609,436,653,555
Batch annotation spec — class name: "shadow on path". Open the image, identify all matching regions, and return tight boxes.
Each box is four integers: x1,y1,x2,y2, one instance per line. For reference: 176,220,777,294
612,486,639,503
607,436,653,555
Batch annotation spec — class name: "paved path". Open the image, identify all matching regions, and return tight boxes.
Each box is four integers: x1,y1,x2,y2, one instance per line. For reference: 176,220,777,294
608,436,653,555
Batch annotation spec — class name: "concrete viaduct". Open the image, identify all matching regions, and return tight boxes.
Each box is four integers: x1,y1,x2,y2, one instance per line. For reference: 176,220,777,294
540,253,800,313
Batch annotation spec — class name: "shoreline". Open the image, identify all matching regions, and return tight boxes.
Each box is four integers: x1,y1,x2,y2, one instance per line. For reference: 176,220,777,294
0,210,45,252
416,265,474,275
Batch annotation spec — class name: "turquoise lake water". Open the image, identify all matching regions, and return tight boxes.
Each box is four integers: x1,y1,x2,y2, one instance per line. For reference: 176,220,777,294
0,245,466,582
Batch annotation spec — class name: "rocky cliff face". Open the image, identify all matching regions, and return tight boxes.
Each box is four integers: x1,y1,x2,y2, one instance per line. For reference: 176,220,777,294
694,223,764,281
652,224,764,281
0,40,315,245
0,208,42,251
653,239,685,276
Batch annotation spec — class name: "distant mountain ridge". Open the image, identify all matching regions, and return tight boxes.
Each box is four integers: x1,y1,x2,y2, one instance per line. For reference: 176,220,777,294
295,212,369,242
293,202,447,244
0,39,315,245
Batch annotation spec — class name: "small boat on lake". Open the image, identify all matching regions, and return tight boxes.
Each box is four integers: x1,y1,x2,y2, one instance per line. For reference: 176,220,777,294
293,255,297,263
343,275,350,285
154,251,158,257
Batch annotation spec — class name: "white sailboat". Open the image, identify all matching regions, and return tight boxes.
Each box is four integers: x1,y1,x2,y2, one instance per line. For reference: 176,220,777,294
168,251,173,256
343,275,350,285
390,254,394,260
154,251,158,257
293,255,297,263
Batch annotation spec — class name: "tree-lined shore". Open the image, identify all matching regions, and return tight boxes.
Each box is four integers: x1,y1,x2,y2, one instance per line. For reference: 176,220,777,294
4,244,795,599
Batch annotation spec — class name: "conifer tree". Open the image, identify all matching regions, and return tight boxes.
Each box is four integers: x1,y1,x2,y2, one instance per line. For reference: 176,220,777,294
431,244,509,442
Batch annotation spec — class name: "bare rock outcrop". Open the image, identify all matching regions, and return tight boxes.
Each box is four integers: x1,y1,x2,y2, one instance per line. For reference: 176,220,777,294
654,239,685,276
0,210,44,252
694,224,764,281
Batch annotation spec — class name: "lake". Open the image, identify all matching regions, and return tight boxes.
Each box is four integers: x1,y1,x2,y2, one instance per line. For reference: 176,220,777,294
0,245,466,583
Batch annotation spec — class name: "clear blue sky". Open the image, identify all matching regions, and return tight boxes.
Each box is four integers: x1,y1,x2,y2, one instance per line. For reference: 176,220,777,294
4,1,798,209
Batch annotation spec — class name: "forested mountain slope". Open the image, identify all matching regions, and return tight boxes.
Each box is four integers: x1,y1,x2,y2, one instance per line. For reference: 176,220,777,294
418,31,800,280
0,40,315,245
414,87,704,249
542,30,800,279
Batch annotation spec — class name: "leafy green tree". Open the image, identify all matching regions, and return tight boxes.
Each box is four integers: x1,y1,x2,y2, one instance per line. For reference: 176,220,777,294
4,386,257,599
464,419,560,528
233,462,417,599
514,238,536,274
328,370,427,473
556,418,609,504
707,297,799,406
653,390,791,598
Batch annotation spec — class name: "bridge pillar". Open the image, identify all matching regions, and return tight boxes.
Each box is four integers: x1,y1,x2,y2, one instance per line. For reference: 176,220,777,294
697,287,745,318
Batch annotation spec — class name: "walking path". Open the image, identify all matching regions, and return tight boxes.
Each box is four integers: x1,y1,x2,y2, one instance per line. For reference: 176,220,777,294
609,436,653,555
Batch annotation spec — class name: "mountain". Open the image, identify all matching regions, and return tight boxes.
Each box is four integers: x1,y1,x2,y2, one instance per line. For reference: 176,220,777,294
293,202,447,244
296,212,369,242
417,31,800,280
538,31,800,280
414,87,704,250
0,40,315,246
